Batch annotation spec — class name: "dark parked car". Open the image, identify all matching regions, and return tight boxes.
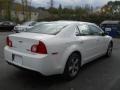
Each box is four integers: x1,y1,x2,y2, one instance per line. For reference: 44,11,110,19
0,21,16,31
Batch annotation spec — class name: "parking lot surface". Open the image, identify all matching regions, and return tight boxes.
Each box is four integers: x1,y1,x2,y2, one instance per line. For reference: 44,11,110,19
0,32,120,90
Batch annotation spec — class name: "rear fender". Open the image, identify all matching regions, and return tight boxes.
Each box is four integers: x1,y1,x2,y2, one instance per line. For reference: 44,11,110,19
60,44,83,73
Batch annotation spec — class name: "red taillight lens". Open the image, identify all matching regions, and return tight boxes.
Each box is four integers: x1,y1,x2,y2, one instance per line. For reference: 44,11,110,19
6,37,12,47
31,41,47,54
37,41,47,54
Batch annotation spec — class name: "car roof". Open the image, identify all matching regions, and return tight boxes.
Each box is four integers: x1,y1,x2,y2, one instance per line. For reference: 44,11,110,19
37,20,95,26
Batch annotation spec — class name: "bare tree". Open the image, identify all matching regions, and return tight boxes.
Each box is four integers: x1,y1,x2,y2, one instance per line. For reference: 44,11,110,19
50,0,54,8
48,0,54,9
28,0,32,20
58,4,62,16
21,0,25,21
21,0,28,21
4,0,14,20
0,0,4,17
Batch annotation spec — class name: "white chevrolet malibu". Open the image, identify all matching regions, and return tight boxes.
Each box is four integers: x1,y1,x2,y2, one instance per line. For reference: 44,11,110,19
4,21,113,80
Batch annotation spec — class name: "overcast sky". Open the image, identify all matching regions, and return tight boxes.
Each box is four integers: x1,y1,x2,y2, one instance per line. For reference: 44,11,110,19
26,0,118,8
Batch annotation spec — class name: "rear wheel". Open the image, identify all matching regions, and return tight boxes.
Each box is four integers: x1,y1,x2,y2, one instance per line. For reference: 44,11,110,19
63,53,81,80
106,42,113,57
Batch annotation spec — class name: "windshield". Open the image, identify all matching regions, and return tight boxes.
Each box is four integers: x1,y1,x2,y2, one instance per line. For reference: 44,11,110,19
27,23,68,35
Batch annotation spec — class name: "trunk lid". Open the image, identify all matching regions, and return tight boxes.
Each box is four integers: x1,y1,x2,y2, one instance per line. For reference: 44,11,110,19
9,32,55,54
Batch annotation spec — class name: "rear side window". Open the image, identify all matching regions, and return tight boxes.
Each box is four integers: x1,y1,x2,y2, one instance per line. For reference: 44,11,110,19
77,25,90,35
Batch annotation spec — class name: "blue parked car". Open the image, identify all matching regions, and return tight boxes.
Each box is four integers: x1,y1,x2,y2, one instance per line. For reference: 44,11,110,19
100,21,120,38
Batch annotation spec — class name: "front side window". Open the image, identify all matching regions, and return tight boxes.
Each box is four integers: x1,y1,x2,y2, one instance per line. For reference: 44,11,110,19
89,25,103,35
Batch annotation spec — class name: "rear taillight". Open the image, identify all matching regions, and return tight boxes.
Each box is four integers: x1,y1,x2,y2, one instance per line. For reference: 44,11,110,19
6,37,12,47
31,41,47,54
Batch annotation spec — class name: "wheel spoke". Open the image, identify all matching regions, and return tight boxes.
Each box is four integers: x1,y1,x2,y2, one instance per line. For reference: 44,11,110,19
108,47,112,55
74,59,79,65
74,66,79,71
69,66,73,71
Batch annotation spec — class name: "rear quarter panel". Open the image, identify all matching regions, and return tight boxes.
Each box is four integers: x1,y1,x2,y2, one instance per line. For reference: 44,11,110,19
43,37,84,73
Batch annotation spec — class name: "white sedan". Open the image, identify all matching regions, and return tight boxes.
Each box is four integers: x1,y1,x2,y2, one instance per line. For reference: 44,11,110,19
4,21,113,80
13,21,37,33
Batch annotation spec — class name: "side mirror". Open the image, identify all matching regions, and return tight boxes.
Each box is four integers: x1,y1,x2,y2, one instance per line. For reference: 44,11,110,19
104,32,108,35
100,32,107,36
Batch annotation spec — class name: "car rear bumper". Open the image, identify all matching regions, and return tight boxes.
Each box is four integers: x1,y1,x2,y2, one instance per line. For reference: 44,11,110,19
4,46,63,76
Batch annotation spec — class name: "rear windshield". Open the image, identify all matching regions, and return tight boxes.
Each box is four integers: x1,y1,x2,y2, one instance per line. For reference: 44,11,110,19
27,23,68,35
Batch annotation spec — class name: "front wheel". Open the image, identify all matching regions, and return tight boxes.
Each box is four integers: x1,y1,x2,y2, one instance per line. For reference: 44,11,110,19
63,53,81,80
106,42,113,57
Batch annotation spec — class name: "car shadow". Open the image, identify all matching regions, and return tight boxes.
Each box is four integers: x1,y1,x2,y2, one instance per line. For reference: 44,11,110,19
12,69,67,88
81,56,108,71
10,55,111,89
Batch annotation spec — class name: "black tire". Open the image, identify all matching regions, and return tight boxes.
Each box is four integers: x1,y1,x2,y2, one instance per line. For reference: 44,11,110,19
106,42,113,57
63,53,81,80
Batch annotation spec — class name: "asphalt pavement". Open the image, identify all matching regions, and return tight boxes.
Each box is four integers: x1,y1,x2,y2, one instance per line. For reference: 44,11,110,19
0,32,120,90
